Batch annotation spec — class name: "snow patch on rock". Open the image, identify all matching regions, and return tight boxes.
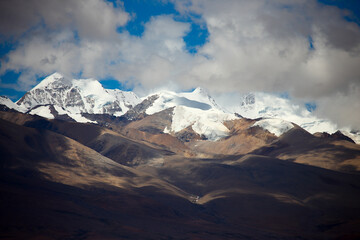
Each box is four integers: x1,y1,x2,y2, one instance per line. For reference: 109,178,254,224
67,113,97,123
0,96,26,112
29,105,54,119
171,106,236,141
340,130,360,144
253,118,294,137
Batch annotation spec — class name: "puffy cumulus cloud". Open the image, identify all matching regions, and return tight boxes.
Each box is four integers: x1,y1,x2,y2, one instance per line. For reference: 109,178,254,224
169,0,360,129
0,0,129,40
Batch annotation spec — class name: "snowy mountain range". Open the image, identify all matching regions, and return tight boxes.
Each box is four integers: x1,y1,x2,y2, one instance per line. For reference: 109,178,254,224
1,72,359,143
2,72,360,239
223,92,360,143
14,72,140,122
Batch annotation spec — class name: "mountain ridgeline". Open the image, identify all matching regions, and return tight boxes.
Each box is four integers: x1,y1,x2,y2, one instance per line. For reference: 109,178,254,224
1,72,360,239
2,72,359,143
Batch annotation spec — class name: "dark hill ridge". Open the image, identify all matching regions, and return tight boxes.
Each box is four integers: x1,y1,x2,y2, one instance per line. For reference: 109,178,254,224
252,126,360,172
148,154,360,238
0,118,188,195
0,110,176,166
0,117,218,239
1,107,360,239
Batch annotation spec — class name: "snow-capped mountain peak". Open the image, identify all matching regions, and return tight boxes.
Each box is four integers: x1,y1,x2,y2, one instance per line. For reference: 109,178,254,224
32,72,71,90
183,87,223,111
16,73,141,122
192,87,209,97
253,118,294,137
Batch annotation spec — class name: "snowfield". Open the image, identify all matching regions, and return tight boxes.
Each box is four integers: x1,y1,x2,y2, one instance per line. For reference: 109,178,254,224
29,105,54,119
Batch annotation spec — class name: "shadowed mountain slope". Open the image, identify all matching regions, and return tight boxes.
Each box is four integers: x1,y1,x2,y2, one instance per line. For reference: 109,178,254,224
1,108,360,239
146,154,360,239
0,118,231,239
2,116,335,239
252,126,360,172
0,110,176,166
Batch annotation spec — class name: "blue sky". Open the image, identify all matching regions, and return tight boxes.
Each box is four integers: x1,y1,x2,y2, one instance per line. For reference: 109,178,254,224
0,0,360,128
117,0,209,52
318,0,360,22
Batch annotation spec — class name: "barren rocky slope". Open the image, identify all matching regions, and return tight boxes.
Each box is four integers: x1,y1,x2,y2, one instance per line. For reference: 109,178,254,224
1,109,360,239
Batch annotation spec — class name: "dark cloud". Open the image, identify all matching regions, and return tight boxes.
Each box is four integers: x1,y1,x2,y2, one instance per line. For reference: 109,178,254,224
40,55,57,65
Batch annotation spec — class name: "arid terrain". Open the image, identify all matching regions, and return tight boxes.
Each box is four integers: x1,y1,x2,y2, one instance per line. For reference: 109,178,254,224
1,108,360,239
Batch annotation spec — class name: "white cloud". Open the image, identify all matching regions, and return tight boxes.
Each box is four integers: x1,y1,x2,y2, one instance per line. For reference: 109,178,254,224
1,14,193,93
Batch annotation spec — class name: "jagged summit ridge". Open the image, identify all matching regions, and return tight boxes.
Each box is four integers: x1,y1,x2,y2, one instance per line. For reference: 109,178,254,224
3,72,359,143
16,72,141,122
32,72,71,90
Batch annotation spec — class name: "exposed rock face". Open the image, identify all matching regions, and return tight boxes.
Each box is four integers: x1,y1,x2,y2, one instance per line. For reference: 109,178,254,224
123,95,159,120
241,93,255,106
102,101,123,115
314,131,355,143
175,126,202,142
17,74,72,109
65,88,84,109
